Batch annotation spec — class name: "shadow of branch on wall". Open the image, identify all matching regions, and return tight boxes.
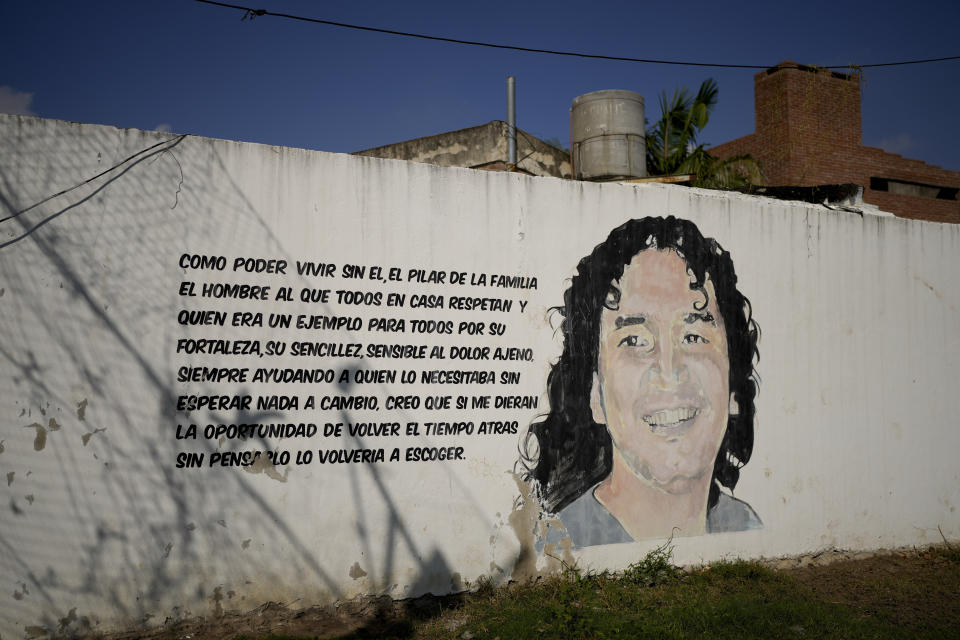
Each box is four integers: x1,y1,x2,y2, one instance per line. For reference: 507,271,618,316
0,124,513,638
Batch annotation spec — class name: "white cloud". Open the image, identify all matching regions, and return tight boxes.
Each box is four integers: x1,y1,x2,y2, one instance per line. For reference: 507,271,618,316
154,123,173,133
878,132,916,155
0,86,36,116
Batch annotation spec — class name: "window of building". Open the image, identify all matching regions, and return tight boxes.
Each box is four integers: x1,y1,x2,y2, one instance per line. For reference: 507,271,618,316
870,177,958,200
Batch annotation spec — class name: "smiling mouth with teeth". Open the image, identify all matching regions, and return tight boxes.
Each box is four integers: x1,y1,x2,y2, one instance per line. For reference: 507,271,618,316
642,407,699,434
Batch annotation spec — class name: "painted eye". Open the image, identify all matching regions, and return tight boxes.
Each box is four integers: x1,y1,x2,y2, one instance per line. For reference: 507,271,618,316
683,334,709,345
618,335,649,348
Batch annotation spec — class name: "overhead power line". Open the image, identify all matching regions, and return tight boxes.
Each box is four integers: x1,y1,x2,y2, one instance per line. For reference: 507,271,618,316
195,0,960,71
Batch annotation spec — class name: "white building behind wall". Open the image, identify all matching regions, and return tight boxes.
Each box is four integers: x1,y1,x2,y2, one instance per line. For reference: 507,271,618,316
0,114,958,637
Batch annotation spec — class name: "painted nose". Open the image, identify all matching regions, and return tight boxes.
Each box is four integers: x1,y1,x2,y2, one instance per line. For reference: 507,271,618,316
650,338,687,388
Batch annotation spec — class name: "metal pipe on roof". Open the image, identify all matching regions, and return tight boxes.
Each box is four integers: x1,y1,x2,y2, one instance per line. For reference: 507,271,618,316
507,76,517,168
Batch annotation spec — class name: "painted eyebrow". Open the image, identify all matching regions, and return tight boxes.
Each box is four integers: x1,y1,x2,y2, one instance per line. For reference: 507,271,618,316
684,311,716,325
614,315,646,329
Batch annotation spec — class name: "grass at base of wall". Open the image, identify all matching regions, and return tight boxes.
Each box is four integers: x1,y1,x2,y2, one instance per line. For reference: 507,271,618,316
229,544,960,640
417,551,905,640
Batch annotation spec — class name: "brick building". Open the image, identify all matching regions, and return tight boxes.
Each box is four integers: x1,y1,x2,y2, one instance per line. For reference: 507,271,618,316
712,61,960,223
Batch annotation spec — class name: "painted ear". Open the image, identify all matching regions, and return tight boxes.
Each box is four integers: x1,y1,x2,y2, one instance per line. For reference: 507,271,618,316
729,392,740,416
590,373,606,424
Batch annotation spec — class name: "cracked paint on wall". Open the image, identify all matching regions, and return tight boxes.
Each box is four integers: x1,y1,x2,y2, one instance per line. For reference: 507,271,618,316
508,473,542,582
348,562,368,579
81,427,105,446
24,418,60,452
242,453,289,483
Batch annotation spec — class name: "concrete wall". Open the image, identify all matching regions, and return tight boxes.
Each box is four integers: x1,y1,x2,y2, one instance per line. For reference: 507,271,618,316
354,121,572,178
1,115,958,638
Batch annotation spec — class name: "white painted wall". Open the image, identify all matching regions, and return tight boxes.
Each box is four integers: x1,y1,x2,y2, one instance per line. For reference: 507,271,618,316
1,115,958,637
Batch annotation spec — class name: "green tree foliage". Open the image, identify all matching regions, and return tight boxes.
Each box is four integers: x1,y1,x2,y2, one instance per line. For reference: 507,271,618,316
646,79,763,189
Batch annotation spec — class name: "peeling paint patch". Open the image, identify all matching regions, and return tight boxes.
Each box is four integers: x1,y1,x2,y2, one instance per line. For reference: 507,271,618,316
25,423,46,451
6,471,12,486
212,586,224,617
14,581,30,601
162,542,173,558
242,452,290,482
25,625,48,638
915,276,958,311
217,519,227,528
25,418,62,451
349,561,368,579
81,427,106,446
241,539,251,549
77,398,88,421
0,439,4,454
186,522,196,531
25,494,34,505
509,473,542,582
58,607,78,634
542,535,575,574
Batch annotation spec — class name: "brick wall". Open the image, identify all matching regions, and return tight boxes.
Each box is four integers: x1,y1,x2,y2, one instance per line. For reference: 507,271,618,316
712,61,960,223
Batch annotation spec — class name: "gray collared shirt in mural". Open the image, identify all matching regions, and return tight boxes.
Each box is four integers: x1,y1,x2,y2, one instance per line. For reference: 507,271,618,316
554,490,762,548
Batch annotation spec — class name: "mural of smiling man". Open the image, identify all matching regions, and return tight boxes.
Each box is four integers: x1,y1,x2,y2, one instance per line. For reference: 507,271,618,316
523,216,761,547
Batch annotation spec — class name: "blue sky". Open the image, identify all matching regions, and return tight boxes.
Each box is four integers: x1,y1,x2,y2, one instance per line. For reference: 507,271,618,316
2,0,958,170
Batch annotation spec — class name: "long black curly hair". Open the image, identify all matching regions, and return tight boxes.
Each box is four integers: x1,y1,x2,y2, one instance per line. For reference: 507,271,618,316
522,216,759,513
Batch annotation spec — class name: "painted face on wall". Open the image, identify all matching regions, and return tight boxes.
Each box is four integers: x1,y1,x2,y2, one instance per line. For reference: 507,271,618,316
590,249,731,495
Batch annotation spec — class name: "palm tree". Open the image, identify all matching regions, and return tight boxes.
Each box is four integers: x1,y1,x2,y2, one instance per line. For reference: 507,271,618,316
646,79,762,189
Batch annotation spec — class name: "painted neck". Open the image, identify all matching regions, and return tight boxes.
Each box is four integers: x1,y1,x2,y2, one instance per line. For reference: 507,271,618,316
593,450,712,540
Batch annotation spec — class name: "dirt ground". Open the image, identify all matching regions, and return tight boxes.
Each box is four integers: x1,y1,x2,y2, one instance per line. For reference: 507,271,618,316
786,548,960,633
86,546,958,640
100,591,457,640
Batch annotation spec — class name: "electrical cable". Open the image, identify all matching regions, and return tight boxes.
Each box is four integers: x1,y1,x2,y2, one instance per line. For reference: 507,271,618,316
195,0,960,71
515,129,552,168
0,135,188,225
